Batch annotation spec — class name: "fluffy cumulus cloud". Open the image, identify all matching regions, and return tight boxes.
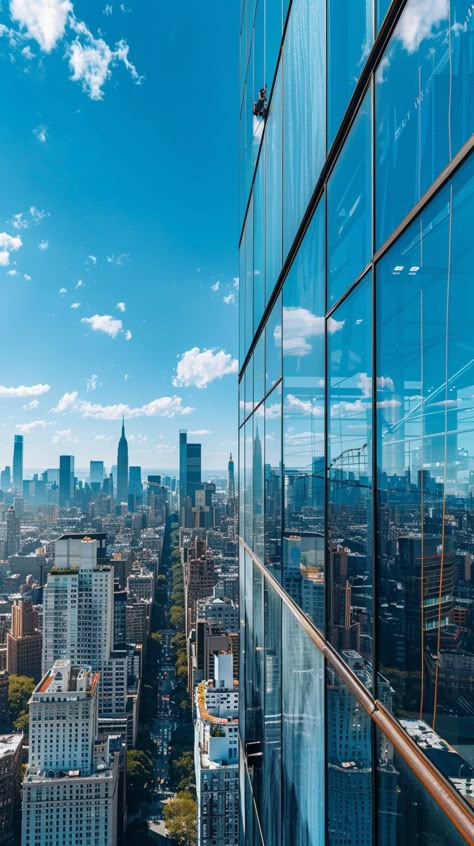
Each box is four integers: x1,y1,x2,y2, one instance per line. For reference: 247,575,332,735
0,383,50,398
0,232,23,266
116,301,126,312
52,428,78,444
70,302,81,309
275,307,344,356
81,313,131,340
173,347,238,389
395,0,448,53
6,0,142,100
86,373,98,392
23,399,39,409
286,394,324,416
16,419,48,434
33,124,47,143
52,391,194,419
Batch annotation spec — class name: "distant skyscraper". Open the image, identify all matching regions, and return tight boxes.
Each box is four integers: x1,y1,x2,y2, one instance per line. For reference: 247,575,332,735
59,455,75,507
116,419,128,504
227,452,235,500
128,466,142,497
179,429,187,507
179,430,202,525
5,506,20,557
0,466,10,492
90,460,104,486
6,598,42,681
12,435,23,493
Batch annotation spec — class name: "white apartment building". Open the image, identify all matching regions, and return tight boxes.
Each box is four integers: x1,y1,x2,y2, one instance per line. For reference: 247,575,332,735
194,654,239,846
22,660,119,846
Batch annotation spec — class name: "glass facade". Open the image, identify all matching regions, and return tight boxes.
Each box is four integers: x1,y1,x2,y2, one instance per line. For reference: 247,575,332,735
240,1,474,844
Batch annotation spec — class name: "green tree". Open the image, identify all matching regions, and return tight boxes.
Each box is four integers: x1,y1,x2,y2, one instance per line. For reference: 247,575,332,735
8,675,35,731
126,749,154,807
163,791,197,846
170,605,185,629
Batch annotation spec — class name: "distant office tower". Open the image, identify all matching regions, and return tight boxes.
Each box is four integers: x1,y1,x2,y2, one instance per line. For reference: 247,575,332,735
59,455,75,507
0,466,10,492
116,419,128,504
128,466,142,511
227,452,235,499
90,460,105,486
21,660,119,846
179,430,202,525
239,1,474,843
194,653,239,846
42,537,127,725
5,506,20,557
0,733,22,843
6,598,42,681
185,548,215,635
12,435,23,493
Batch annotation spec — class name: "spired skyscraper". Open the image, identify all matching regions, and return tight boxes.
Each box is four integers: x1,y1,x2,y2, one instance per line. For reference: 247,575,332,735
12,434,23,494
116,417,129,505
239,2,474,845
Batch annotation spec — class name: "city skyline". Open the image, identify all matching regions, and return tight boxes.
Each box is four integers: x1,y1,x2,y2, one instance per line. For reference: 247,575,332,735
0,1,239,470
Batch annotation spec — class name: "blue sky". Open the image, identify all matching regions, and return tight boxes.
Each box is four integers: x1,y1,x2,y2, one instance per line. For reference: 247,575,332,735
0,0,239,472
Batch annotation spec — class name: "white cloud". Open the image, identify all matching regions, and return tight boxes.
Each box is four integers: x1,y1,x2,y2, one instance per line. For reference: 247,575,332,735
395,0,448,54
11,212,27,229
10,0,72,51
277,307,344,357
103,4,113,14
7,269,18,277
188,429,211,436
29,206,46,223
81,313,131,339
173,347,238,389
210,281,220,292
87,255,97,265
70,302,81,309
116,301,126,312
16,419,48,434
0,383,50,398
38,239,48,250
106,252,128,265
75,279,83,288
21,44,34,59
68,19,142,100
52,391,194,419
23,399,39,409
59,287,67,294
33,124,47,142
24,273,32,281
286,394,324,416
86,374,98,392
0,232,23,266
223,293,235,305
233,277,239,289
52,427,78,444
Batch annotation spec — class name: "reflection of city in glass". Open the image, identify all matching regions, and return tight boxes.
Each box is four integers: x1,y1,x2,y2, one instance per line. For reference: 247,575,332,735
240,0,474,843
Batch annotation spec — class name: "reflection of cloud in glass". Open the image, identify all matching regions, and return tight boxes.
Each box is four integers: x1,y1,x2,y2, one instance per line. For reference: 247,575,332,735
286,394,324,416
394,0,448,54
276,307,344,356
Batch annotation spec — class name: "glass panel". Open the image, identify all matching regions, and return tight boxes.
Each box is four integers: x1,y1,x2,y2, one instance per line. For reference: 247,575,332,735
249,564,264,811
283,0,326,254
282,603,325,846
245,193,254,356
245,356,254,415
266,291,282,393
282,201,325,629
375,0,474,247
239,542,246,736
254,151,265,330
253,406,264,562
376,154,474,801
265,67,283,302
328,273,373,685
376,0,391,32
328,0,373,146
265,0,283,94
264,387,282,579
262,581,282,845
375,728,470,846
244,418,253,547
239,236,246,371
244,551,254,745
254,330,265,410
327,664,373,846
328,89,372,306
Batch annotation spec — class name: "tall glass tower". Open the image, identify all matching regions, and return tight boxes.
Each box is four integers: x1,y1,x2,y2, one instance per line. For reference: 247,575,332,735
116,418,129,505
12,434,23,494
239,2,474,844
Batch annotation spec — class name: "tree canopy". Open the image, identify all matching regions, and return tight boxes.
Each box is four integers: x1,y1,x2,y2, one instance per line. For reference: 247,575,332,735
163,791,197,846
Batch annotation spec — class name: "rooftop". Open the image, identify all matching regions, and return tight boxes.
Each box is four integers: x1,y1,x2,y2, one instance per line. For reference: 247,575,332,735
0,734,22,758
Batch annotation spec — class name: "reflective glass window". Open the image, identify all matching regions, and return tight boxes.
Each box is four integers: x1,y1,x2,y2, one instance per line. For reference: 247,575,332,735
376,154,474,795
264,387,282,579
327,665,373,846
283,0,325,255
253,407,264,563
244,551,254,744
328,272,373,683
245,193,254,355
262,581,282,845
375,728,470,846
265,291,282,393
244,356,254,415
239,543,246,734
249,564,264,811
254,329,265,410
376,0,391,32
254,150,265,330
265,67,283,301
282,201,325,629
244,418,253,548
239,237,246,370
265,0,283,94
328,89,372,306
376,0,474,247
282,604,324,846
328,0,373,146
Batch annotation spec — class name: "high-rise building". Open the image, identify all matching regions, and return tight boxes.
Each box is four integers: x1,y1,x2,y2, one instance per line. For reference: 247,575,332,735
0,733,22,844
90,460,104,487
179,430,202,526
0,466,10,492
42,537,127,725
194,653,239,846
12,435,23,494
5,506,20,557
239,2,474,844
59,454,75,508
116,419,129,504
6,598,42,681
21,660,119,846
227,452,235,499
